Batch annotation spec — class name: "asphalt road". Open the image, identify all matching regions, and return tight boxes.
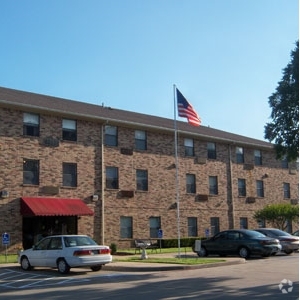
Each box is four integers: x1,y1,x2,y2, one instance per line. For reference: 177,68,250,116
0,253,298,300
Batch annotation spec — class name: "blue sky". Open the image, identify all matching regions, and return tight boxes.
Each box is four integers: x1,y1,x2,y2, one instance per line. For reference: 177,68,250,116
0,0,298,140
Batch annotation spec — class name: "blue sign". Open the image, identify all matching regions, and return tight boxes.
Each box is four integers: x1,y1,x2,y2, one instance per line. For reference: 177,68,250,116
158,229,163,239
205,228,210,237
2,233,10,245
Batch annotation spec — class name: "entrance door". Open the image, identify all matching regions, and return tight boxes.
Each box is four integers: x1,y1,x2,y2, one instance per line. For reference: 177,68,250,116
22,216,77,249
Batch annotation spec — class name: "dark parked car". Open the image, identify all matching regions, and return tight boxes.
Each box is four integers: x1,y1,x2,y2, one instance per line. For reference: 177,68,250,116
193,229,281,259
254,228,299,254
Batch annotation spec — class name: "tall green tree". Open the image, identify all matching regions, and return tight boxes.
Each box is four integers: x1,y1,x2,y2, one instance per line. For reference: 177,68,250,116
253,203,299,230
265,41,299,161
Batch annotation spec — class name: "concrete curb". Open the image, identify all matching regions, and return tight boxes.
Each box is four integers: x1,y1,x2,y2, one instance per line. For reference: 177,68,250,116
104,257,246,272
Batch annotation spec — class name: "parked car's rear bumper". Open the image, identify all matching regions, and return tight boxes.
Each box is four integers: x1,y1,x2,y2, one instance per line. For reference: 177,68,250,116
281,242,299,252
250,245,274,256
66,254,113,268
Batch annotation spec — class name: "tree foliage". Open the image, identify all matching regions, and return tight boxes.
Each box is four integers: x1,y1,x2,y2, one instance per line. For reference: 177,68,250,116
253,203,299,230
264,41,299,161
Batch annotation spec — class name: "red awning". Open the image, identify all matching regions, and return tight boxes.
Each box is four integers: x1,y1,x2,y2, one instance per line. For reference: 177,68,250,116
20,197,94,217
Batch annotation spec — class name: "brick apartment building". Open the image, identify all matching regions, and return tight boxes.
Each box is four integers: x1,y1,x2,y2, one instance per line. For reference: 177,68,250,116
0,86,298,252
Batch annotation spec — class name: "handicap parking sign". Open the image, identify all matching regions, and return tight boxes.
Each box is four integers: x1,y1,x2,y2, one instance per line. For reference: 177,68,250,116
158,229,163,238
205,228,210,237
2,233,10,245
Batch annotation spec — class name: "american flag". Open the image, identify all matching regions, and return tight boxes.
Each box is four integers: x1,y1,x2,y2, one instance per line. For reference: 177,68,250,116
176,88,201,126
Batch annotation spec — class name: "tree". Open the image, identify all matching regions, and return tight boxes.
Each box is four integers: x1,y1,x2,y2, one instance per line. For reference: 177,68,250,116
264,41,299,161
253,203,299,230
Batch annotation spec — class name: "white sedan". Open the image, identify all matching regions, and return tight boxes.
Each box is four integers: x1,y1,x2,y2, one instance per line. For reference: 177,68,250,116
18,235,112,274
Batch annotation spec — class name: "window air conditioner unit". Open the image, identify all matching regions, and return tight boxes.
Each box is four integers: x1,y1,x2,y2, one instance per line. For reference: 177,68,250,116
246,197,256,203
119,190,134,198
291,199,299,205
244,164,254,170
196,194,209,201
195,157,206,165
120,148,133,155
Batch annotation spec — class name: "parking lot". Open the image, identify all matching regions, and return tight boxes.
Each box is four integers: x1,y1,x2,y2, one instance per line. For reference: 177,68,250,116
0,267,90,289
0,253,298,300
0,266,128,290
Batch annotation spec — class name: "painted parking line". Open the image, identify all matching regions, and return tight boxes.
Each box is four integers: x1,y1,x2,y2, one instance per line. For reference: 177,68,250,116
0,269,90,289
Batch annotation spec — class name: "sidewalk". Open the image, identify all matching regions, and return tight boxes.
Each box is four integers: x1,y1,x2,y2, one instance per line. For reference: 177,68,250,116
104,251,246,272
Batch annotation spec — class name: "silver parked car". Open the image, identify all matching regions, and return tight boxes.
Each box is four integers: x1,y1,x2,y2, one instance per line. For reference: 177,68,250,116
254,228,299,255
18,235,112,274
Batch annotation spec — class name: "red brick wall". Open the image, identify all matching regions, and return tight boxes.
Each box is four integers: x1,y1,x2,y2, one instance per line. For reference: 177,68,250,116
0,107,298,252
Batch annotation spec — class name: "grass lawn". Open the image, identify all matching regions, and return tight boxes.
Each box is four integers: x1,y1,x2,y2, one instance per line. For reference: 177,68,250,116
0,247,225,266
113,247,225,265
0,254,18,264
113,256,225,265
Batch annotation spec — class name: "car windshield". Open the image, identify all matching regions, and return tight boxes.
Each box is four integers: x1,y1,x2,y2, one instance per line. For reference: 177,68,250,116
64,236,98,247
244,230,266,238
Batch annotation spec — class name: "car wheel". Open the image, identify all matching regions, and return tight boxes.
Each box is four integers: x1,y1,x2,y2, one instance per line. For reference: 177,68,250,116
57,258,70,274
20,256,32,271
284,250,293,255
238,247,250,259
197,246,208,257
91,265,102,272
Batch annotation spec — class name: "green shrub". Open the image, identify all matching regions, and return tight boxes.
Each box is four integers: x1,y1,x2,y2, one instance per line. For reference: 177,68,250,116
159,237,206,248
110,243,117,254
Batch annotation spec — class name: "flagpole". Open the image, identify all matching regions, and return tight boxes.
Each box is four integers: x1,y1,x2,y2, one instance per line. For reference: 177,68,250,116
173,84,181,258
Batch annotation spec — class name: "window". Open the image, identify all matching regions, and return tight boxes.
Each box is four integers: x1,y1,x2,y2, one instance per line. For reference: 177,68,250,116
23,159,39,185
62,119,77,141
240,217,248,229
254,150,262,165
210,217,220,235
105,125,118,146
214,232,227,240
120,216,133,238
35,237,51,250
135,130,147,150
184,138,194,156
23,112,39,136
283,183,291,199
238,178,246,197
256,180,264,197
49,237,62,250
281,157,288,169
149,217,161,238
227,232,240,240
187,217,197,237
186,174,196,194
106,166,119,189
63,163,77,187
236,147,244,163
209,176,218,195
257,219,266,228
136,169,148,191
207,142,216,159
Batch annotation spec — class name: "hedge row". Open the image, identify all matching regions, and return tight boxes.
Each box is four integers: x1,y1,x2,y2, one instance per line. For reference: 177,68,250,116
157,237,207,248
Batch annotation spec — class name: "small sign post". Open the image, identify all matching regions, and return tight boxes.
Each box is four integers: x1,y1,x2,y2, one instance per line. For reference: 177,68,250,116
2,233,10,262
157,229,163,252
